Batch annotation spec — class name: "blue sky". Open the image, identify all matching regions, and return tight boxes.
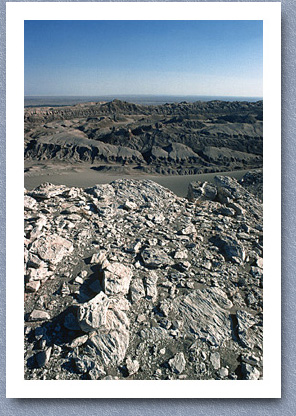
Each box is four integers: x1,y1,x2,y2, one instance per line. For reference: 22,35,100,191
24,20,263,97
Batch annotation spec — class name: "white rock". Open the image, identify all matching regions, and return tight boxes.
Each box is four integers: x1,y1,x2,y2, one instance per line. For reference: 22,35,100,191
130,278,145,303
169,352,186,374
31,234,73,265
145,270,158,301
210,352,221,370
69,334,89,349
126,356,140,376
24,195,37,210
29,309,50,321
103,262,132,296
78,292,110,332
123,200,138,210
26,280,41,292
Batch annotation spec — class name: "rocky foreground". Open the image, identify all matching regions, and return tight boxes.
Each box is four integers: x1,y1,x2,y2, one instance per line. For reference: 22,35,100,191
24,172,263,380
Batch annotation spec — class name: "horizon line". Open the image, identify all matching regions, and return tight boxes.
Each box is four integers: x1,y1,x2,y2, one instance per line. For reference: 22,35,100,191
25,94,263,98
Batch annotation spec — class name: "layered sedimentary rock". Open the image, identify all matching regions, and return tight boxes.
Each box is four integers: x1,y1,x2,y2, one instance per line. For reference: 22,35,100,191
24,100,263,174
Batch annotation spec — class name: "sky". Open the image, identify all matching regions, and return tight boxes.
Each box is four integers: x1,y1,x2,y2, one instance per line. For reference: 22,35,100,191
24,20,263,97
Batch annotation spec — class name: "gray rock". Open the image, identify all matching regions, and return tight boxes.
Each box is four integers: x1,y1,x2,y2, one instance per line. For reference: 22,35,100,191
29,309,51,321
216,206,236,217
174,288,232,346
74,355,95,374
126,356,140,376
179,223,196,235
129,278,145,303
241,362,261,380
145,270,158,301
89,365,106,379
123,200,138,211
35,347,52,368
24,195,37,210
210,235,246,264
103,262,132,296
31,234,73,265
141,247,172,268
25,280,41,292
256,257,263,268
187,181,217,202
29,183,68,199
210,352,221,370
78,292,110,332
218,367,229,378
90,251,108,265
169,352,186,374
88,329,129,367
69,334,89,349
174,249,188,259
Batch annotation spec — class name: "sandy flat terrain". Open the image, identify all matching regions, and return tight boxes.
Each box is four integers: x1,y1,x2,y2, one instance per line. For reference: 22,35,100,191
24,161,257,197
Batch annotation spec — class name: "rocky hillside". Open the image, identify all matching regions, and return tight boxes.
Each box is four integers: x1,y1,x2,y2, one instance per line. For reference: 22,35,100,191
24,100,263,174
24,173,263,380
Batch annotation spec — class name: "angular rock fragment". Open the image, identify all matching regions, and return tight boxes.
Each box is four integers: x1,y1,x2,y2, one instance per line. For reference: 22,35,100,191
145,270,158,301
256,257,263,268
25,280,41,292
86,183,115,201
216,206,236,217
210,235,246,264
141,247,172,268
210,352,221,370
26,266,49,282
174,249,188,259
29,182,68,199
169,352,186,374
88,329,130,368
103,262,132,296
236,310,262,350
29,309,51,321
69,334,89,349
123,200,138,211
24,195,37,210
241,362,260,380
78,292,110,332
174,288,233,346
126,356,140,376
129,278,145,303
31,234,73,265
187,181,217,202
90,250,108,265
179,223,196,235
74,355,95,374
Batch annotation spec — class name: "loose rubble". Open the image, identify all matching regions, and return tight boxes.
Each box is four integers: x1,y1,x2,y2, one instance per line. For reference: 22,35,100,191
24,175,263,380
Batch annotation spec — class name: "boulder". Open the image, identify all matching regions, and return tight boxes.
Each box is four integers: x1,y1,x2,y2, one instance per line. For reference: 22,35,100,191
78,292,110,332
103,263,132,296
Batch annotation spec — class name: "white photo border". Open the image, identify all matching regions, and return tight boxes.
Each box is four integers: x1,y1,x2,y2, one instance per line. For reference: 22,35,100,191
6,1,281,399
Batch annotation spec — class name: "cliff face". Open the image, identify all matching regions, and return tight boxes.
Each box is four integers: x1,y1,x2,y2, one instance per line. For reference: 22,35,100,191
24,100,263,174
24,174,263,381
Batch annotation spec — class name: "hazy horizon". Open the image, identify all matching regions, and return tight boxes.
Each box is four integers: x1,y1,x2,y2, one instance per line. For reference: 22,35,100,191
24,94,263,108
25,20,263,97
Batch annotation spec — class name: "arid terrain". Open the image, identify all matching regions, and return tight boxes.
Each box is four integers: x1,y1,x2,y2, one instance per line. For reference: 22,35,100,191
24,100,263,381
25,99,263,181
